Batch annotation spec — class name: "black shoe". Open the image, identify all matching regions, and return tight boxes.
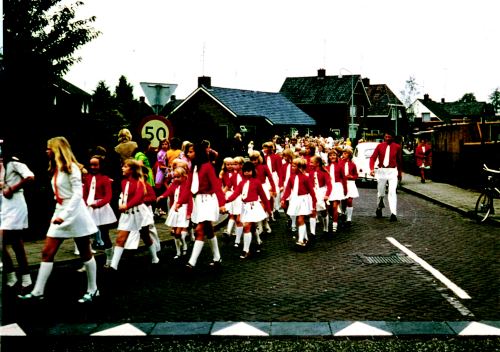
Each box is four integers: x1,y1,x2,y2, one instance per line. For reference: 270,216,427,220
93,244,106,250
376,208,382,218
346,221,352,227
421,179,425,183
210,259,222,268
390,214,397,222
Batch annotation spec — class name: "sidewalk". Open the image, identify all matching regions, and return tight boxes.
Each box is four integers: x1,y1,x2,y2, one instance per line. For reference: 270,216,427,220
399,172,500,225
5,214,228,269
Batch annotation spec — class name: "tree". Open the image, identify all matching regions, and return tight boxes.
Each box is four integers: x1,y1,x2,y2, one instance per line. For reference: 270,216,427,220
115,75,135,105
488,87,500,113
458,93,477,103
399,75,420,117
92,80,112,109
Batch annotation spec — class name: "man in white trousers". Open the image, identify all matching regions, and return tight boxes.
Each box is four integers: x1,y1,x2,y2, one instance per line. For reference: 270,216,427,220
369,131,402,222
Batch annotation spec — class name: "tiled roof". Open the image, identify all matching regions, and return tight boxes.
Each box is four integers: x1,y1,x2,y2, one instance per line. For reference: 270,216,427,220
161,99,184,116
279,75,361,104
443,102,486,117
366,84,403,116
207,87,316,125
418,99,453,120
55,77,91,96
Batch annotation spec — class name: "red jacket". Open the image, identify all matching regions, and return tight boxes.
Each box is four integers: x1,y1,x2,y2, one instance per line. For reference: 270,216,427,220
83,173,112,207
226,171,244,191
219,172,233,189
161,181,193,216
178,162,226,207
226,177,272,213
279,162,292,189
327,162,347,195
308,169,333,198
120,178,145,209
415,144,432,167
343,161,359,180
369,142,402,176
282,172,317,208
255,164,276,193
144,182,157,206
264,153,282,174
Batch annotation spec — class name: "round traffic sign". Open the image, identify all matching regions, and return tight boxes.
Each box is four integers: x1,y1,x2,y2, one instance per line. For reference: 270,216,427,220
137,115,174,148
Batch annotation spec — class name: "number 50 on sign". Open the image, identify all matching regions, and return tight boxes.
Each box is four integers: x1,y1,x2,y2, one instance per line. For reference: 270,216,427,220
138,115,174,148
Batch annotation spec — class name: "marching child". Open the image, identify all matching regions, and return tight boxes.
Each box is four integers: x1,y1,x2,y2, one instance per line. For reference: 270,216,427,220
342,149,359,225
110,159,160,270
82,155,117,268
220,157,235,236
279,149,296,230
262,142,281,219
308,156,332,239
249,151,276,234
160,167,192,259
326,150,347,232
223,156,245,247
281,158,317,247
226,162,271,258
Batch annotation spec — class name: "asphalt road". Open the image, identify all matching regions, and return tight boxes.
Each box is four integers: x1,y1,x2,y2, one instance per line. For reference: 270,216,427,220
3,186,499,334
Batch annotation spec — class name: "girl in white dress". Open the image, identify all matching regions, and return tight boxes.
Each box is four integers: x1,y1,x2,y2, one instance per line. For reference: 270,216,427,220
19,137,99,303
1,149,35,295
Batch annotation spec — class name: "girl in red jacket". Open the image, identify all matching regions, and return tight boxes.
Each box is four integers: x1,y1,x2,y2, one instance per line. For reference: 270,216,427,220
249,151,275,234
160,167,192,259
110,159,159,270
176,144,226,269
223,156,245,247
308,156,332,238
82,155,117,268
220,157,236,236
281,158,317,247
279,149,296,230
226,162,271,258
326,150,347,232
342,149,359,225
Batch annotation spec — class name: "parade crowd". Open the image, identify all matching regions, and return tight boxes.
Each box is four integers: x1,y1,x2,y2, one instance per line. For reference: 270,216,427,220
1,128,417,304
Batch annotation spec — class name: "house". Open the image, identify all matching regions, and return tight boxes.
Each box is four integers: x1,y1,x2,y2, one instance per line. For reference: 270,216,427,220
412,94,492,131
279,69,371,139
363,78,406,140
164,76,316,148
53,76,92,115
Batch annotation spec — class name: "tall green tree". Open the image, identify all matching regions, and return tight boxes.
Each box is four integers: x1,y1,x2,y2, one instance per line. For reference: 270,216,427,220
399,76,420,118
458,93,477,103
488,87,500,113
115,75,135,105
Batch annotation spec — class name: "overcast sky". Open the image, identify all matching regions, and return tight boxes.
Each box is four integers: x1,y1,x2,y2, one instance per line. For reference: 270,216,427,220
3,0,500,106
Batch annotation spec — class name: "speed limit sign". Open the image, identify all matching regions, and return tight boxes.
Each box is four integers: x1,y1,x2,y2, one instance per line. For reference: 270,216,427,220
137,115,174,148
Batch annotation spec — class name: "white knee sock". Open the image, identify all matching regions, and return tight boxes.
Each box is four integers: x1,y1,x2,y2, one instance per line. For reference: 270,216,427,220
255,230,262,245
323,215,329,231
181,231,188,250
74,241,79,254
243,232,252,252
188,240,204,266
83,257,98,293
6,272,17,287
190,227,195,242
298,225,306,242
174,238,181,255
310,218,316,235
149,245,159,263
227,219,235,234
208,237,221,262
32,262,53,296
291,216,297,227
264,218,271,232
21,274,32,287
110,246,124,269
235,226,243,244
105,248,113,265
347,207,353,221
333,222,338,229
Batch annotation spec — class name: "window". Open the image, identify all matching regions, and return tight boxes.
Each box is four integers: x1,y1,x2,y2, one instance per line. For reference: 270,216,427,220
364,149,375,158
423,113,430,121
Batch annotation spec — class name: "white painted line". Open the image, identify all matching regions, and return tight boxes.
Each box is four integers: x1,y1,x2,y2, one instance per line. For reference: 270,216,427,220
334,322,392,336
0,323,26,336
212,322,269,336
459,322,500,336
386,237,471,299
91,323,147,336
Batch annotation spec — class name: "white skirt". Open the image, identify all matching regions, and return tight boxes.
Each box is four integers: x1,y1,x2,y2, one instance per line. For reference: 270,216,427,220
240,201,267,223
328,183,346,201
87,200,117,226
191,193,220,224
287,194,312,216
262,180,272,201
166,203,190,228
124,205,160,251
117,203,154,232
1,191,29,230
313,186,328,211
47,199,98,238
346,180,359,198
226,190,243,215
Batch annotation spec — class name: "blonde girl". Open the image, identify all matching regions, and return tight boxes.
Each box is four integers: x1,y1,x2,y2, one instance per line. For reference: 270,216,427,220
279,149,296,230
223,156,245,247
160,167,192,259
20,137,98,303
249,151,276,234
326,150,347,232
308,156,332,238
110,159,159,270
341,149,359,225
281,158,317,247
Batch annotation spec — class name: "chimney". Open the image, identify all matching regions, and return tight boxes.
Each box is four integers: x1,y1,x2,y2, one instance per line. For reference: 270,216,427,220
362,78,370,87
441,98,445,104
171,95,176,101
198,76,211,89
424,94,430,101
139,96,145,103
317,68,326,78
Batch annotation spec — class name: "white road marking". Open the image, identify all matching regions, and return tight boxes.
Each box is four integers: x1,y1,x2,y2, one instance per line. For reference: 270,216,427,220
386,237,471,299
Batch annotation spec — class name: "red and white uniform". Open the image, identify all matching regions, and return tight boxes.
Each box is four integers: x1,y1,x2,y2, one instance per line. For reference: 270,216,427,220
225,171,244,215
308,169,332,211
227,177,271,223
178,162,226,224
415,144,432,168
344,161,359,198
326,162,347,201
282,173,317,216
255,164,276,201
117,178,154,232
279,162,293,193
83,173,117,226
163,181,193,228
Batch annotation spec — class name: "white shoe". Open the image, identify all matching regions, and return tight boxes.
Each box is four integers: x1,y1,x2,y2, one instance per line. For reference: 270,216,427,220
77,265,86,272
74,250,80,255
265,223,272,233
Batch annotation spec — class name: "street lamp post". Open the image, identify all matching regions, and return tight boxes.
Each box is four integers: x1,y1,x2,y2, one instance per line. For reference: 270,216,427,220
339,68,355,140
